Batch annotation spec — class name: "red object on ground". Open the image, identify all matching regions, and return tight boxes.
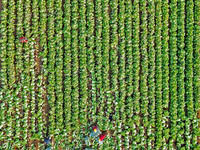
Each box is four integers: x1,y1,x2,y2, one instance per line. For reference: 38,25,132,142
99,134,106,141
20,37,28,43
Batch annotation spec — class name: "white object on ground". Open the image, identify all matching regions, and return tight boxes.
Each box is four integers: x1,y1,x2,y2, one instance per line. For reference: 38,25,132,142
84,136,90,145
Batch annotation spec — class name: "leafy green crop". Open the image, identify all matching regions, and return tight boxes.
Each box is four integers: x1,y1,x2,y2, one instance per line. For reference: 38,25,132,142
169,0,178,149
177,0,186,148
0,0,199,149
155,0,163,149
161,0,170,149
147,0,156,149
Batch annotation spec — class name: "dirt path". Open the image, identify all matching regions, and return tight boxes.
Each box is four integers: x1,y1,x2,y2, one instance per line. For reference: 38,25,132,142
197,111,200,144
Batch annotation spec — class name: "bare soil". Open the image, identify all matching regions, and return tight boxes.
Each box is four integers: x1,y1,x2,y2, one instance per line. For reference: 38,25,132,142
197,110,200,144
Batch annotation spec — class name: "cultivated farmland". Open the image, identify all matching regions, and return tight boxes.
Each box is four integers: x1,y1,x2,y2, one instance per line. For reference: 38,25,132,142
0,0,200,149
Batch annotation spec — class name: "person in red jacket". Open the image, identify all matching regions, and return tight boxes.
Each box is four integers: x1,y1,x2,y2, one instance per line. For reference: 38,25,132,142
20,37,28,43
99,134,106,141
96,134,106,145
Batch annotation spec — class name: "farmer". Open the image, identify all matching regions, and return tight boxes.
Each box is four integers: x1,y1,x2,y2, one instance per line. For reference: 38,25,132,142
109,114,113,121
44,137,50,144
44,137,51,150
20,37,28,43
93,126,98,132
97,134,106,145
90,126,101,138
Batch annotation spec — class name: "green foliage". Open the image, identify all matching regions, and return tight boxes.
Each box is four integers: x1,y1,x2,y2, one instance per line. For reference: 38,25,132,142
55,0,64,136
161,0,170,148
0,0,199,149
169,0,178,148
193,0,200,147
63,0,72,143
0,0,8,143
71,0,79,147
147,0,156,148
47,0,56,136
139,0,148,148
155,0,163,149
177,0,186,148
117,0,125,147
110,0,119,134
132,0,140,148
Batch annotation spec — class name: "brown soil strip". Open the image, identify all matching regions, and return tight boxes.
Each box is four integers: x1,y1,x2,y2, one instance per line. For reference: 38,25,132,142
197,110,200,144
34,38,41,74
35,140,38,150
27,93,31,149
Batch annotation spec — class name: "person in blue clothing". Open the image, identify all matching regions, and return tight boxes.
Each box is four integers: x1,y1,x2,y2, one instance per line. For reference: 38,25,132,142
109,114,113,121
44,136,51,150
44,137,50,144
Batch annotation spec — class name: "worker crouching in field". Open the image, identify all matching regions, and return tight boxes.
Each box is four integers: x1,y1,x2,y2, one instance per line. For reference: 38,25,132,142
109,114,113,121
84,125,109,148
44,137,51,150
90,126,101,138
44,137,50,144
96,134,106,145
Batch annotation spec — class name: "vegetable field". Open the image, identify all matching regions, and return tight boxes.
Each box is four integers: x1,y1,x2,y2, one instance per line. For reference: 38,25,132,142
0,0,200,149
